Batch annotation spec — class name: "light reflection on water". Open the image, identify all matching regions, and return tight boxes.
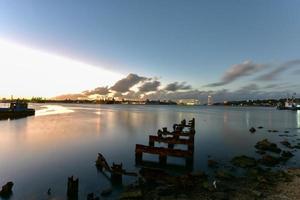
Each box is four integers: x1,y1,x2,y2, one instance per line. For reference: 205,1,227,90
297,110,300,128
0,104,299,200
35,105,74,116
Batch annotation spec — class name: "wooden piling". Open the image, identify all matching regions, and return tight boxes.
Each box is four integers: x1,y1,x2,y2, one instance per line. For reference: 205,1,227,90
67,176,78,199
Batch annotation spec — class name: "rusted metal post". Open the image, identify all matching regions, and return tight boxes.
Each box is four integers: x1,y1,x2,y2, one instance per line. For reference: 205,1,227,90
111,163,123,184
168,143,174,149
67,176,78,199
159,154,167,165
188,144,194,152
185,157,194,166
149,140,154,147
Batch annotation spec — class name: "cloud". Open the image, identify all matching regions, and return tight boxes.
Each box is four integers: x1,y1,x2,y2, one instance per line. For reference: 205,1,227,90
263,84,278,89
83,86,110,95
139,81,161,92
236,84,259,92
164,82,191,91
206,60,267,87
110,73,148,93
293,69,300,75
256,59,300,81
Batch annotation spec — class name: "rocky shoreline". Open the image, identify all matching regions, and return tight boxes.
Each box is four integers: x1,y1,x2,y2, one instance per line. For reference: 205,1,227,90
120,127,300,200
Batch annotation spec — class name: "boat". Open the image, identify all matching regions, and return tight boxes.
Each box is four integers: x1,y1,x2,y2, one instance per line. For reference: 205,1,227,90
277,96,300,111
0,101,35,120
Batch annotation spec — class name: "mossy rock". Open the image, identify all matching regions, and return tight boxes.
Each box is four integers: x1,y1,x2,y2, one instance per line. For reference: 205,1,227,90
231,155,257,168
215,170,235,180
120,189,143,199
259,155,281,166
255,139,281,153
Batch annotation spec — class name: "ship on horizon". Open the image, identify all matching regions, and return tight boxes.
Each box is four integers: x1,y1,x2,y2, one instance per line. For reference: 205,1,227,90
277,95,300,111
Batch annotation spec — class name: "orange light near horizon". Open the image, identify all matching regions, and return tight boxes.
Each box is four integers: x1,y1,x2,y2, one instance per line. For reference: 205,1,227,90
0,38,123,98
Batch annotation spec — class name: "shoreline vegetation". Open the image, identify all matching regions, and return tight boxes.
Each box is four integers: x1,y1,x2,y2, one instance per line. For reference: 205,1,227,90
1,97,299,107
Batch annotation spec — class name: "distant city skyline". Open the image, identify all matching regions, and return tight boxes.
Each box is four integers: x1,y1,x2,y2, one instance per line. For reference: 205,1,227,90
0,0,300,101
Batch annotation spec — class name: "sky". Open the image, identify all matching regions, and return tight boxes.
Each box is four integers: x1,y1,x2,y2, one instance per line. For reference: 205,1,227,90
0,0,300,102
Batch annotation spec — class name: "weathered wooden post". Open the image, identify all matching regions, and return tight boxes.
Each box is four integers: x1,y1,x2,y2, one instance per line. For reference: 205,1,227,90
67,176,78,199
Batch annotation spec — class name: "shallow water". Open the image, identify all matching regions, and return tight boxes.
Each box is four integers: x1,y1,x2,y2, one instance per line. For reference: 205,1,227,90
0,104,299,199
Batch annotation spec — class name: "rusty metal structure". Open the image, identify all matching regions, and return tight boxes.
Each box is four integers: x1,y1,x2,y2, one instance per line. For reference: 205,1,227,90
95,153,137,184
136,118,196,166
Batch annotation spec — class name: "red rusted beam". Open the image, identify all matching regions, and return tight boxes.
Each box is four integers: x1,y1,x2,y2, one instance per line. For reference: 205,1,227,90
135,144,193,157
149,135,194,145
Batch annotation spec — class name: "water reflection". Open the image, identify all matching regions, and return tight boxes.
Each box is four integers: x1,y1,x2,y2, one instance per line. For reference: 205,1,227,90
0,105,299,199
35,105,74,116
297,110,300,128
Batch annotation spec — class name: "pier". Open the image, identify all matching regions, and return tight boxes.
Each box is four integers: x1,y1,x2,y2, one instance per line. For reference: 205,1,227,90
135,118,196,166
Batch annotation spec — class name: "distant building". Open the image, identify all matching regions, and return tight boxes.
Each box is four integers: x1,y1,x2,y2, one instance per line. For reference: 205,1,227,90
177,99,200,105
208,95,213,105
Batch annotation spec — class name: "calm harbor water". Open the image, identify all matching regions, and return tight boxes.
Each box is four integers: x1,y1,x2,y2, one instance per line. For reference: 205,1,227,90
0,103,300,200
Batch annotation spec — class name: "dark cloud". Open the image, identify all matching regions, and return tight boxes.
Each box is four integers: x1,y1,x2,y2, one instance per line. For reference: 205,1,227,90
83,86,110,95
256,59,300,81
206,60,267,87
164,82,191,91
139,81,161,92
236,84,259,92
263,84,278,89
110,73,148,92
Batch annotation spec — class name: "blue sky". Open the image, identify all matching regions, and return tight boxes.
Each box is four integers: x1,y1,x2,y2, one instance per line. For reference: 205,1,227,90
0,0,299,100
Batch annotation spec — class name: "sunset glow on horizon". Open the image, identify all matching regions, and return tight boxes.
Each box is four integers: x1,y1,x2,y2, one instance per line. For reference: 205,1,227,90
0,38,123,98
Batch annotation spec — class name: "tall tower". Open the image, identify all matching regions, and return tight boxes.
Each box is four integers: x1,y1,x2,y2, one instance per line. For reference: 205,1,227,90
208,95,213,106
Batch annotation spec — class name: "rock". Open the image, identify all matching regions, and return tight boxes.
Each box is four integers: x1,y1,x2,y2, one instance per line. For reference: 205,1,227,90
231,155,257,168
280,140,292,148
157,185,174,196
255,139,281,153
208,159,218,168
293,143,300,149
87,193,100,200
120,189,143,199
101,188,112,196
215,170,234,180
256,150,266,155
202,181,210,190
249,127,256,133
0,182,14,197
281,151,294,161
259,155,281,166
251,190,263,197
213,192,229,200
